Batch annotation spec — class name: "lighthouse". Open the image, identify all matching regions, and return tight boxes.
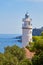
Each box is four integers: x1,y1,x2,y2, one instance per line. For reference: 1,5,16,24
22,13,32,47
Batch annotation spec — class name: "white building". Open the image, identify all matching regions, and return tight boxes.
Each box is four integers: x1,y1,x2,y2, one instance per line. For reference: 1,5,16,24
22,13,32,47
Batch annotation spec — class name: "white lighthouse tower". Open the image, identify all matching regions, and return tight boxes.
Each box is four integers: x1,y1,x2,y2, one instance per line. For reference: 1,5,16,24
22,13,32,47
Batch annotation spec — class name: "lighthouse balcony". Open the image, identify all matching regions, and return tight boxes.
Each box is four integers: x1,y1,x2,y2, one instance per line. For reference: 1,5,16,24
22,24,32,29
23,18,32,22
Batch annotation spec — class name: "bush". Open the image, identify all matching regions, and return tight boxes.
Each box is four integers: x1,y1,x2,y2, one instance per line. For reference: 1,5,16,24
19,58,32,65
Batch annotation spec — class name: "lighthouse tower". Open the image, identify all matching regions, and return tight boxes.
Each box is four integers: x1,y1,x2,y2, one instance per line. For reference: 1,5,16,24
22,13,32,47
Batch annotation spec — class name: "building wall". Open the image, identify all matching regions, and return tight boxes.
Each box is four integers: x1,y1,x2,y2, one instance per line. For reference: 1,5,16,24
22,28,32,47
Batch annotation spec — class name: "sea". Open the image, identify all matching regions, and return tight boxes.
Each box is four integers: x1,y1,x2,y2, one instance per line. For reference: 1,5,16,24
0,34,22,53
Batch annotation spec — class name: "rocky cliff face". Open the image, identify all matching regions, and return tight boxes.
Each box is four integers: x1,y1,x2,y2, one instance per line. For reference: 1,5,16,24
32,27,43,36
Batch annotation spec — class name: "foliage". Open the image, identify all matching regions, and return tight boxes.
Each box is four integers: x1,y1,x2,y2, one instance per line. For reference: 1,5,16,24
26,35,43,52
0,45,26,65
4,45,25,61
26,34,43,65
26,42,35,52
32,55,39,65
0,45,32,65
0,53,6,65
19,58,32,65
0,32,43,65
41,32,43,39
32,51,43,65
31,33,43,65
32,36,41,42
41,32,43,36
34,39,43,51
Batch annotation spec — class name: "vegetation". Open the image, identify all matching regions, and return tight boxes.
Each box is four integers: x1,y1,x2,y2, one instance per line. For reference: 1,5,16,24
26,31,43,65
0,31,43,65
0,45,31,65
41,32,43,36
32,52,43,65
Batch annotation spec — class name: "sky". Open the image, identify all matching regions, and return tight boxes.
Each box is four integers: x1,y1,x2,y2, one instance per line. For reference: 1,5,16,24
0,0,43,34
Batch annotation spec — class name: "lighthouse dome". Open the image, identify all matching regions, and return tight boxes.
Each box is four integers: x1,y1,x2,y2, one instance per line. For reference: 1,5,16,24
23,12,32,22
25,12,29,18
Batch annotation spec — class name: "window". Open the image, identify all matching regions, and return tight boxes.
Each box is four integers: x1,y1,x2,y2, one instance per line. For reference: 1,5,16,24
24,23,26,26
30,31,32,34
28,22,30,25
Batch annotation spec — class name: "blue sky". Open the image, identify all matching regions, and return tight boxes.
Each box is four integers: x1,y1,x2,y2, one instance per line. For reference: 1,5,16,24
0,0,43,34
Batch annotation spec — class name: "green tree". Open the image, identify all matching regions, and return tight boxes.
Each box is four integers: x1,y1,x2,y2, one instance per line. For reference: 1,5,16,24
4,45,25,61
4,52,18,65
32,36,40,42
41,32,43,36
26,42,35,52
0,53,6,65
27,39,43,54
34,39,43,54
32,55,39,65
19,58,32,65
0,45,26,65
32,51,43,65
